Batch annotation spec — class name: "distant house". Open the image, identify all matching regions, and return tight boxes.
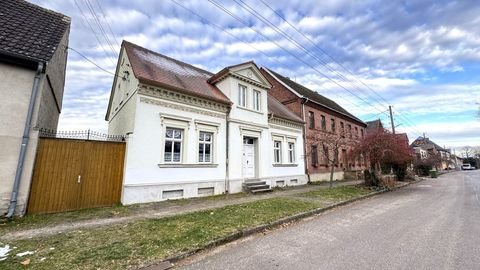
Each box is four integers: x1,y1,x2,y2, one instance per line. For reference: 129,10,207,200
106,41,306,204
0,0,71,216
260,68,367,182
365,119,384,134
411,137,452,170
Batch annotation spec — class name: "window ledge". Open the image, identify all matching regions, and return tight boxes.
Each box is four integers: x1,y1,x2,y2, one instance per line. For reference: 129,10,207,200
158,163,219,168
273,163,298,167
238,106,264,115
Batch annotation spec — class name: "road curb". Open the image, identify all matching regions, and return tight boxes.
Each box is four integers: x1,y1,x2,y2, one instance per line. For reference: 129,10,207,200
139,179,424,270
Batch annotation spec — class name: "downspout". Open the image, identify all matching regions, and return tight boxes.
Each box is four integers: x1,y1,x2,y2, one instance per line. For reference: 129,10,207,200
301,97,310,183
6,62,44,218
225,107,231,194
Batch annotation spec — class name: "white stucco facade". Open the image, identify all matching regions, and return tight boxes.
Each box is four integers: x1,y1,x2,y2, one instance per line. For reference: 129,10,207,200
107,47,306,205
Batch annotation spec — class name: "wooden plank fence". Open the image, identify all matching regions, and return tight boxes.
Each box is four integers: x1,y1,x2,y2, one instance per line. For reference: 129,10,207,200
27,138,125,214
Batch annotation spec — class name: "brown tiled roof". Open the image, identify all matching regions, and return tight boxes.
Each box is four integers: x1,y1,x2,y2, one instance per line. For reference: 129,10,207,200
123,41,231,104
264,68,365,125
268,95,303,123
0,0,70,63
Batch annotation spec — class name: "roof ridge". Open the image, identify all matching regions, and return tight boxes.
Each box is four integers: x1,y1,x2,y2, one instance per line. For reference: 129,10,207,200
20,0,71,22
122,40,213,76
265,68,364,124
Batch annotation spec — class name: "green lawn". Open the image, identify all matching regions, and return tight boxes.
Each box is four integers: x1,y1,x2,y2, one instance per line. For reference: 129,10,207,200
0,197,319,270
0,193,250,234
299,185,373,202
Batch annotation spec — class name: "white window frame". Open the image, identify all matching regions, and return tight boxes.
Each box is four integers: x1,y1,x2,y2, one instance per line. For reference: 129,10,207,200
164,127,184,163
288,141,295,163
253,89,261,111
198,131,213,163
238,84,247,108
273,140,282,163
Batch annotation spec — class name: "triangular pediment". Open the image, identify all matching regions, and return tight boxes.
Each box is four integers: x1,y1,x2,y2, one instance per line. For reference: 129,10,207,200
229,62,272,89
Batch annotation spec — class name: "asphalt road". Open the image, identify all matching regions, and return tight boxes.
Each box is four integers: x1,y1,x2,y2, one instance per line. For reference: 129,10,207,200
178,170,480,270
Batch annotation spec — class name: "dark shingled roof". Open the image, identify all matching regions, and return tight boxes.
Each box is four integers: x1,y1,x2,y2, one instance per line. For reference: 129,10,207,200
0,0,70,63
411,137,447,152
265,68,364,125
268,95,303,123
366,119,384,134
123,41,231,104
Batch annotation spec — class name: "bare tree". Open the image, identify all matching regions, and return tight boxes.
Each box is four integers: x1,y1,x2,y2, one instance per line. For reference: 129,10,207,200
306,130,349,188
463,146,474,158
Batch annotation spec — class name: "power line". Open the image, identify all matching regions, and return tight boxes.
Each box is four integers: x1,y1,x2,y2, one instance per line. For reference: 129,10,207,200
169,0,371,115
207,0,389,116
84,0,118,56
73,0,117,65
255,0,425,131
231,0,389,114
68,46,122,79
93,0,121,47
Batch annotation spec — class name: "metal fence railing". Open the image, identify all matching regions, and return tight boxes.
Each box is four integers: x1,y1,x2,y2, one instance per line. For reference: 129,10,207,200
38,128,125,142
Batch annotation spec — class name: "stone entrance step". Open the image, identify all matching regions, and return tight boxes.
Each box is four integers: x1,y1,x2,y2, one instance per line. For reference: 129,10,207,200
243,179,272,194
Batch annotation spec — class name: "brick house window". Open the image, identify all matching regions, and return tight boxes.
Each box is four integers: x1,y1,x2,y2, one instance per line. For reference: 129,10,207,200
355,127,358,138
331,118,336,133
361,129,364,138
309,111,315,129
311,145,318,165
348,124,352,138
321,115,326,130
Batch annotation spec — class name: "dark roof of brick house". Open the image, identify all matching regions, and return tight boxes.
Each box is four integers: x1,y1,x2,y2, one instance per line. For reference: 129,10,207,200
0,0,70,63
268,95,304,123
263,68,365,126
366,119,384,133
123,41,231,104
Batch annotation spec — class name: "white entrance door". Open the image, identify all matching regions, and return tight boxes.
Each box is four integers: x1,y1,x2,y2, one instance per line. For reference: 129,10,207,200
243,138,255,178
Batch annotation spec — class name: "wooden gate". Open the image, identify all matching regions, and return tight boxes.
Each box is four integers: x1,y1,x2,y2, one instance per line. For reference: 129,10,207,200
27,138,125,214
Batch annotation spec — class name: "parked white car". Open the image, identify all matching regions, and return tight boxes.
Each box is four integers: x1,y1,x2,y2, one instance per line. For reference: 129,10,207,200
462,164,474,170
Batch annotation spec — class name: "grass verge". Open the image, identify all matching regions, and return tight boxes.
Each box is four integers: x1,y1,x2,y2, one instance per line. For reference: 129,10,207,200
299,185,373,202
0,197,319,270
0,193,250,234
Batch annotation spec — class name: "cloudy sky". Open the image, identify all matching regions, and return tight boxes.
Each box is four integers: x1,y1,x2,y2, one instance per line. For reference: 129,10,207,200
32,0,480,150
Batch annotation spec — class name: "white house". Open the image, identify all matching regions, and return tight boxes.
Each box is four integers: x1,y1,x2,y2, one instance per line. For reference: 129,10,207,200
106,41,306,205
0,0,70,216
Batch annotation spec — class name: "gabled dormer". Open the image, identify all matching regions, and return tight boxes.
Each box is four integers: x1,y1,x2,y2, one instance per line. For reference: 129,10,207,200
209,61,272,125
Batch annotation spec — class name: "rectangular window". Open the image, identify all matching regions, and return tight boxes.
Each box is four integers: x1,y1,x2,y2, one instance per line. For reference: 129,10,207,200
355,127,358,138
288,142,295,163
340,121,345,137
198,131,213,163
164,128,183,163
321,115,326,130
331,118,336,133
348,124,352,138
361,129,364,138
309,111,315,129
311,145,318,165
274,140,282,163
238,84,247,107
253,90,261,111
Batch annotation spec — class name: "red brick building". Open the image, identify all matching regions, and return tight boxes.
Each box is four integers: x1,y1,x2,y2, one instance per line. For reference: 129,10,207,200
261,68,367,182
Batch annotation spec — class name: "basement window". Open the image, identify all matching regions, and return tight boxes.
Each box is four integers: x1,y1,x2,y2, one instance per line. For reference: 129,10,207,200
162,189,184,200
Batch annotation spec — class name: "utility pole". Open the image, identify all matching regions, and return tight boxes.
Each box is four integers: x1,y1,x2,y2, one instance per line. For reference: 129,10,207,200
389,105,395,134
